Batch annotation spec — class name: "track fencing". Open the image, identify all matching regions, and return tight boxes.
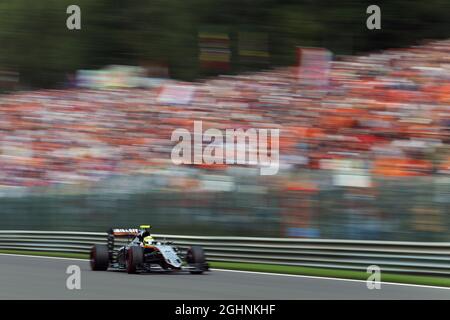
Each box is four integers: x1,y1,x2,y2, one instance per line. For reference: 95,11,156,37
0,230,449,275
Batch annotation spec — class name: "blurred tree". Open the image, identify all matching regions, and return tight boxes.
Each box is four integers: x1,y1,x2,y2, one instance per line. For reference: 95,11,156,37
0,0,448,87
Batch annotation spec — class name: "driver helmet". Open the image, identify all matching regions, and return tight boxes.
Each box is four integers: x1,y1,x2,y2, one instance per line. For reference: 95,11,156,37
143,235,154,246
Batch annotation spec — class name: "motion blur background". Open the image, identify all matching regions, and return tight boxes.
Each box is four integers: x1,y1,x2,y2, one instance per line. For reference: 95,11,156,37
0,0,449,241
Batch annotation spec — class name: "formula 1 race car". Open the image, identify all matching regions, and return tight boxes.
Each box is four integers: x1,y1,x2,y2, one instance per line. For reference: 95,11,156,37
89,225,209,274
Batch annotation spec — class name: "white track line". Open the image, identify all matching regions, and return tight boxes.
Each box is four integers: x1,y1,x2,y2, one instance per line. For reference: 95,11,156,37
211,268,450,291
1,253,450,291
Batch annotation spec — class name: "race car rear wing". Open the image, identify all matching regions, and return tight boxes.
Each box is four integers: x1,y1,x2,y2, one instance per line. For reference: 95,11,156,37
106,228,140,262
109,228,140,237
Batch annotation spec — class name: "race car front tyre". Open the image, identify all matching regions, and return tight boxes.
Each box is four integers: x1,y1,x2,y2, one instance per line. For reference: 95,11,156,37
186,246,206,274
126,246,144,274
90,244,109,271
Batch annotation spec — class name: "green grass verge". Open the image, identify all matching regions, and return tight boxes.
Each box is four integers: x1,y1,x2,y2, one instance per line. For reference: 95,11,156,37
1,249,449,288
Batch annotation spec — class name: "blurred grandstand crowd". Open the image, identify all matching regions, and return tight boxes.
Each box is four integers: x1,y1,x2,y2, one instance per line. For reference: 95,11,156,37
0,38,449,239
0,39,448,189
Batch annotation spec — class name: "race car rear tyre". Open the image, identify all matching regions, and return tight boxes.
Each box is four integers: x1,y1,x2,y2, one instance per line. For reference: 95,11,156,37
126,246,143,274
186,246,206,274
90,244,109,271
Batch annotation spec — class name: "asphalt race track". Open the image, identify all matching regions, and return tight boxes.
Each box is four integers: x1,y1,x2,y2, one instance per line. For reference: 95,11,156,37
0,254,449,299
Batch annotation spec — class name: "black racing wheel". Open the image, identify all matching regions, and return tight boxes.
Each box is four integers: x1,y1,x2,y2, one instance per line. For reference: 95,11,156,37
90,244,109,271
126,246,144,274
186,246,206,274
